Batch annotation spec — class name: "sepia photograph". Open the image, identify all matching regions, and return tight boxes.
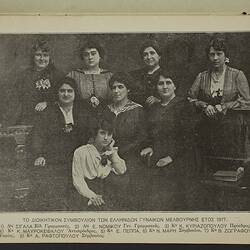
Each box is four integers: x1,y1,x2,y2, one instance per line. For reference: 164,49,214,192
0,31,250,212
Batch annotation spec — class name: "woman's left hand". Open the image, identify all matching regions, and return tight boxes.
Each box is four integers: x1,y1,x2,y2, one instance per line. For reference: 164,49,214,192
35,102,47,112
145,96,160,106
156,156,173,167
106,139,115,152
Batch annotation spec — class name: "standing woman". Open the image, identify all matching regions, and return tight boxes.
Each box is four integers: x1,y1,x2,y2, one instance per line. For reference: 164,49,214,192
140,71,194,210
15,39,63,125
130,40,162,107
188,38,250,161
67,40,112,112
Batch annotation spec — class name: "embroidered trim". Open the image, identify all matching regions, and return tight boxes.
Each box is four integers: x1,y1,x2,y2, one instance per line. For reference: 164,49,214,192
108,100,142,116
75,68,110,74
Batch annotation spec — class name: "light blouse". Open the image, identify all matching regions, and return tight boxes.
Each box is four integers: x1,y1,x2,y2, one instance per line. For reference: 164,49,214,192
72,144,126,199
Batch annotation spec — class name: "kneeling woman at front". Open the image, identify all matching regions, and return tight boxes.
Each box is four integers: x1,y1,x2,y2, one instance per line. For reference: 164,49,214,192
72,119,126,208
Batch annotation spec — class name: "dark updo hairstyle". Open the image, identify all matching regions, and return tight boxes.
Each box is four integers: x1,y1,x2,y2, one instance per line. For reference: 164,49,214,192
56,76,80,103
156,69,178,89
205,37,229,59
80,40,105,60
109,71,134,92
90,116,114,139
139,40,162,58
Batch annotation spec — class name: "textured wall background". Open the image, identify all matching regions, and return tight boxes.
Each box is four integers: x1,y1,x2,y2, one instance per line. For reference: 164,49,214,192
1,32,250,125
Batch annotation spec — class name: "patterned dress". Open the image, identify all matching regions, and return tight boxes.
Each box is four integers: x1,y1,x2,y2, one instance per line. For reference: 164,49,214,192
67,69,112,108
188,66,250,159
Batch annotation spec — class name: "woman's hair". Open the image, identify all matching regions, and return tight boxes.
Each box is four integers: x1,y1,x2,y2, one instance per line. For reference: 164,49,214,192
31,39,54,69
56,76,80,102
205,38,229,58
32,39,51,54
80,40,105,60
139,40,162,58
109,72,134,91
156,69,178,89
90,117,114,139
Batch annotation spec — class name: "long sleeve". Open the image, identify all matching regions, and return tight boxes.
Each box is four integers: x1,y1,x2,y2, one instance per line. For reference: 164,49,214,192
222,70,250,111
123,108,146,151
169,101,193,160
109,149,126,175
101,105,144,157
72,150,97,199
188,73,208,110
31,111,48,158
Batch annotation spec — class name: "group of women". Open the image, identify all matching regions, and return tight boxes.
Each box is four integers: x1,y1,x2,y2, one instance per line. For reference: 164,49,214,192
14,37,250,211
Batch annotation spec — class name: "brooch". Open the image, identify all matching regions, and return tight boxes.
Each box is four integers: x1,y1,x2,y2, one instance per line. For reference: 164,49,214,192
90,95,100,108
63,123,73,133
35,79,51,90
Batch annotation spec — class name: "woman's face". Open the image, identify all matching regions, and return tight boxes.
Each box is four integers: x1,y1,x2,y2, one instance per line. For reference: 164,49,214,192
94,129,113,149
34,49,50,70
82,48,101,68
157,75,176,100
208,46,226,70
111,81,129,103
142,46,161,68
58,83,75,105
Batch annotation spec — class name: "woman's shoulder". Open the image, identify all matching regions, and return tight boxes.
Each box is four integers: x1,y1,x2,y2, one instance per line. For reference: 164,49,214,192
40,102,60,117
130,67,147,79
74,144,97,156
48,66,64,78
226,66,244,75
128,100,143,110
100,69,112,75
196,69,210,78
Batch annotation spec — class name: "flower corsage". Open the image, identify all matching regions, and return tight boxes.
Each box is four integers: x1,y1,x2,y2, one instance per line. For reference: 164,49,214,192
35,78,51,90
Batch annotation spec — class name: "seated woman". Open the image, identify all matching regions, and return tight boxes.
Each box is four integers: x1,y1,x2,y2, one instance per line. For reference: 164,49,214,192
188,38,250,165
72,118,126,210
103,72,147,210
130,40,162,107
140,71,195,210
105,72,146,160
15,39,63,125
32,77,90,166
29,77,91,210
67,40,112,113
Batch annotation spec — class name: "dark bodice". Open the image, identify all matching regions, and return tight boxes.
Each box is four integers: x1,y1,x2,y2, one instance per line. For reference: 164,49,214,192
31,103,91,164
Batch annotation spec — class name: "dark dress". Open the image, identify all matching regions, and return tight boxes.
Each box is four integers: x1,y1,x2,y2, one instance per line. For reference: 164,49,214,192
130,67,161,106
188,66,250,162
15,64,63,125
31,102,90,164
105,100,146,160
103,100,147,210
29,102,91,210
144,96,197,210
